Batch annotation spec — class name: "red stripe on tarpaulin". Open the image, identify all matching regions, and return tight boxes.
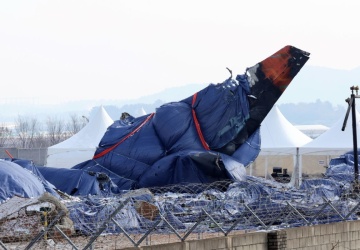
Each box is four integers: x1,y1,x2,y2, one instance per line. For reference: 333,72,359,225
93,112,155,159
192,93,210,150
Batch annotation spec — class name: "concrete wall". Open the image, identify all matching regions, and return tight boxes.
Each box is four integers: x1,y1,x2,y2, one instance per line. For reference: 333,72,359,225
286,221,360,250
123,220,360,250
0,148,47,165
123,231,268,250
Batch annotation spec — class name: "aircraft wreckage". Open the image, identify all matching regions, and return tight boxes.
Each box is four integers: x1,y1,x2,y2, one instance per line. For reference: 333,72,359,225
1,45,310,198
2,46,360,249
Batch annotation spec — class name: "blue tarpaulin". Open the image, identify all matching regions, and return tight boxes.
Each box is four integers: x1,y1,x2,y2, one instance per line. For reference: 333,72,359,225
73,76,260,189
1,141,358,235
0,159,47,202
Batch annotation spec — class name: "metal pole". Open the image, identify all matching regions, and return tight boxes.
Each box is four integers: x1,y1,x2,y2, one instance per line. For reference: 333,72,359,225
351,93,359,185
342,86,360,189
296,147,301,188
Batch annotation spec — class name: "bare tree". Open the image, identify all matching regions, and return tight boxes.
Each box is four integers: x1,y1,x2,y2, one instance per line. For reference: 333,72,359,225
67,113,87,136
14,115,29,148
46,116,67,146
9,113,88,149
32,131,49,148
13,115,41,148
0,124,12,147
28,117,41,148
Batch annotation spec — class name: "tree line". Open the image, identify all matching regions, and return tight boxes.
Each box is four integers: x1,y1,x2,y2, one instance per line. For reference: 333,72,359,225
0,114,88,149
0,99,347,149
278,100,347,127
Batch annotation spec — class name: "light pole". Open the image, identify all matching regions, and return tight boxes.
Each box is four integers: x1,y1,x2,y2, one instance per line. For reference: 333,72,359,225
342,86,359,189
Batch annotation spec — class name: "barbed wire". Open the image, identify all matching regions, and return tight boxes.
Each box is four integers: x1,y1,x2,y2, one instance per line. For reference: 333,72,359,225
1,174,360,250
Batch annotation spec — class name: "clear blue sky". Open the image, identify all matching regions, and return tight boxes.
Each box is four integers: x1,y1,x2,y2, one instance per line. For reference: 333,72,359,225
1,0,360,104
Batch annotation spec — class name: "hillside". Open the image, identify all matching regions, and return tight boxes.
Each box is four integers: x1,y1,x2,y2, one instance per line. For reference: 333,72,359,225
0,65,358,127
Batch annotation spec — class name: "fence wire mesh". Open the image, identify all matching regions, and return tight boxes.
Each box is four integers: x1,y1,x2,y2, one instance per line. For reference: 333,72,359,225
1,177,360,250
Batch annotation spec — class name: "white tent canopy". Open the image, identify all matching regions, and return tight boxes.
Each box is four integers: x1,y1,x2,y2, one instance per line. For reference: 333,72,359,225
295,124,329,139
300,108,360,155
255,105,312,187
140,107,147,116
260,105,313,155
46,106,114,168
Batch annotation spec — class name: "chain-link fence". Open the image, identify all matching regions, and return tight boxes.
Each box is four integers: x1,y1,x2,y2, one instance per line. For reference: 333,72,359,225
1,177,360,250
